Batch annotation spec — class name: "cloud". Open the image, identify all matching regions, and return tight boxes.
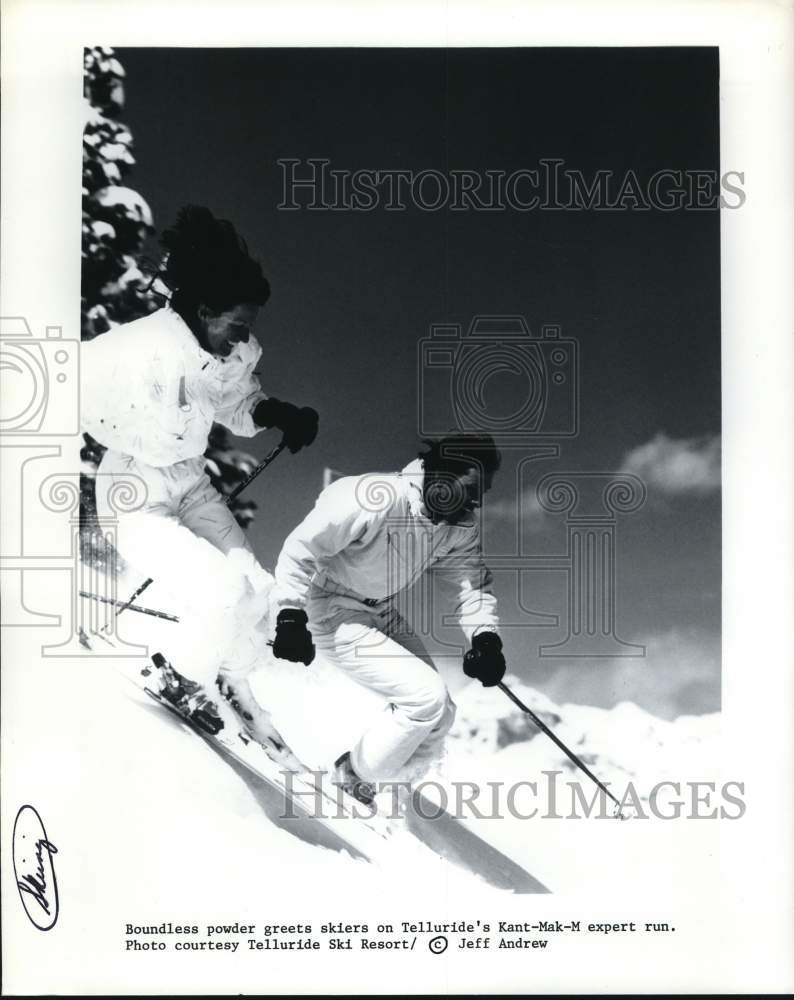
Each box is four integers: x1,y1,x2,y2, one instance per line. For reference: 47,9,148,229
487,431,720,526
487,487,547,527
539,626,721,720
620,432,721,496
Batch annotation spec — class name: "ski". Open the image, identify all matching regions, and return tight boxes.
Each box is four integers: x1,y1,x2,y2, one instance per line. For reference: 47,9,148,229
109,647,549,891
138,675,546,891
403,791,548,893
138,664,397,864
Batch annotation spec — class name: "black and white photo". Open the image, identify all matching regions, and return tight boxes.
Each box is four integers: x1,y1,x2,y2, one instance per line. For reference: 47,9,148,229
1,1,792,995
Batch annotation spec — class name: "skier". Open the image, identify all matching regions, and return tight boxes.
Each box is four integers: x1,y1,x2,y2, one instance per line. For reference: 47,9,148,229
81,205,319,744
270,432,506,805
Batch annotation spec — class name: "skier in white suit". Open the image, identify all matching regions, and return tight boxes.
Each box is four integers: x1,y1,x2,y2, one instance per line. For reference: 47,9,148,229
82,205,319,743
271,433,506,804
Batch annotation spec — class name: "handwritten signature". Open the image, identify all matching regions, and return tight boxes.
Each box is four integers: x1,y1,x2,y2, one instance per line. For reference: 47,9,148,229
13,805,59,931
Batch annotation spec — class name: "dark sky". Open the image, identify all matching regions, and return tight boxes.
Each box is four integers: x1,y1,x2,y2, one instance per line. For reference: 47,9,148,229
114,47,721,717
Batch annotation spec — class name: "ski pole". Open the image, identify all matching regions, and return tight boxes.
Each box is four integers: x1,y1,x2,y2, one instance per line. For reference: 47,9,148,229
80,590,180,622
112,437,287,623
497,681,625,818
225,438,287,504
97,562,155,633
113,575,154,618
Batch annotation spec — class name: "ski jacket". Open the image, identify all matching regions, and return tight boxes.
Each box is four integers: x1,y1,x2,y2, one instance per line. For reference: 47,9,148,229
274,459,499,642
81,306,267,467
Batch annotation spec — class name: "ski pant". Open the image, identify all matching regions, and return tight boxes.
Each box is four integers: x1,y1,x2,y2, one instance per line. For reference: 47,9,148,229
307,576,457,785
96,450,273,687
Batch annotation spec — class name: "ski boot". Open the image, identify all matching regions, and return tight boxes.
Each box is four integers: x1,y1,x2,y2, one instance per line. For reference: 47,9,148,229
148,655,305,770
333,751,376,808
150,653,224,735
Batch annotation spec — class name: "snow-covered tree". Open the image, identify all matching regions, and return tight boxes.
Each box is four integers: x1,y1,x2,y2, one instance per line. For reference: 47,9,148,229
81,47,158,340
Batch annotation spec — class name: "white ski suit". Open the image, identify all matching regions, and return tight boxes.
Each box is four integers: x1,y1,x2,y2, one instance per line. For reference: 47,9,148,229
273,460,499,783
81,306,274,686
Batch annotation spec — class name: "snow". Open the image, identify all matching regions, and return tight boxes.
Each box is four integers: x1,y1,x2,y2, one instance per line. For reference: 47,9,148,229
448,674,721,792
77,571,511,900
93,185,154,227
76,563,722,901
438,674,722,895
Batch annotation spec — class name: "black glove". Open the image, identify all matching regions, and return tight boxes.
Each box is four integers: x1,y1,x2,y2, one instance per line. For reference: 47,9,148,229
253,398,319,453
272,608,315,665
463,631,506,687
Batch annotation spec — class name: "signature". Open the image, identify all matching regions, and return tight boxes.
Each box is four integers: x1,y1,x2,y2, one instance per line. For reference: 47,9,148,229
13,805,59,931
